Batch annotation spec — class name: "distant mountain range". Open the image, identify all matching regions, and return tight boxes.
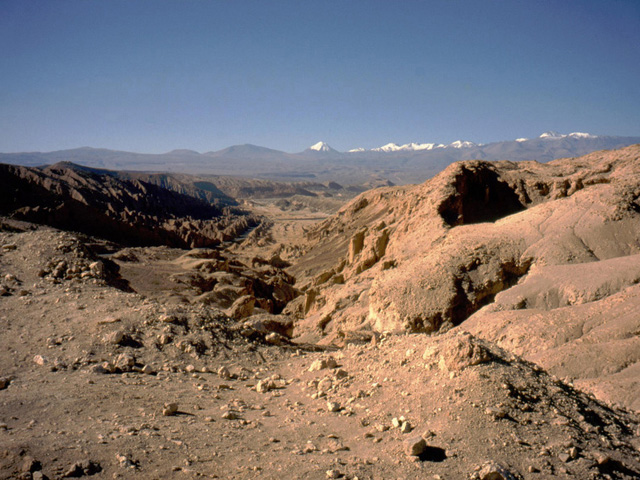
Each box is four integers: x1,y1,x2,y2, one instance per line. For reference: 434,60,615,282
1,132,639,185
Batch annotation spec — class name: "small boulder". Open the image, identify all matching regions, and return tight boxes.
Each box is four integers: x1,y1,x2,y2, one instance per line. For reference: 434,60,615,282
115,353,135,371
400,421,413,433
103,330,125,345
221,411,238,420
62,459,101,477
21,456,41,473
476,462,520,480
440,332,492,371
227,295,255,320
162,403,179,416
404,436,427,456
309,356,338,372
217,366,233,380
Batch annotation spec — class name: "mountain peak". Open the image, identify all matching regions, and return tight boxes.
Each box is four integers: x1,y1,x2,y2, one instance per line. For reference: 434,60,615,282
540,131,564,139
309,141,336,152
539,131,597,140
447,140,477,149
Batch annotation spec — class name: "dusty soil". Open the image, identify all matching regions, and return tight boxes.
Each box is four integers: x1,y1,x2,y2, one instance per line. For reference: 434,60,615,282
1,221,640,480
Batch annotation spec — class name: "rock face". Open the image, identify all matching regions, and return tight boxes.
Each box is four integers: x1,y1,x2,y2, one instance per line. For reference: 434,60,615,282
292,146,640,342
0,162,260,248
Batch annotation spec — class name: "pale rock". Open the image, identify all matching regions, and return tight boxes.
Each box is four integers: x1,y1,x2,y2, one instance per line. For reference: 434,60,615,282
103,330,125,345
116,453,135,468
439,333,492,371
265,332,284,345
309,356,338,372
400,421,413,433
256,379,275,393
33,355,48,366
115,353,135,371
476,462,519,480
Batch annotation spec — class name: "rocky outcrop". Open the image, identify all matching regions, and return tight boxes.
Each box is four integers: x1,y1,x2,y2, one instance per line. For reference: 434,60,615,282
291,145,640,340
170,249,299,316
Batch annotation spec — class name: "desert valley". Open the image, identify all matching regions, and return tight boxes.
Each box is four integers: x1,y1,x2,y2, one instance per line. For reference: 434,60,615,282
1,137,640,480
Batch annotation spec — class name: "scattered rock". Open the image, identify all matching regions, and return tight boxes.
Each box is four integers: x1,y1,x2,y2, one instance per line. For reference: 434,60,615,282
162,402,179,416
62,459,101,477
33,355,48,366
594,452,612,466
103,330,125,345
400,421,413,433
227,295,256,320
404,436,427,456
221,411,238,420
475,462,520,480
115,353,135,371
309,356,338,372
115,453,136,469
439,333,492,371
265,332,284,345
558,452,571,463
217,366,233,380
21,456,41,473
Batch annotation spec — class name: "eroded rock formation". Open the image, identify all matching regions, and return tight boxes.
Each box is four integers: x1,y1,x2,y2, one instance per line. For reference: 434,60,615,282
291,146,640,341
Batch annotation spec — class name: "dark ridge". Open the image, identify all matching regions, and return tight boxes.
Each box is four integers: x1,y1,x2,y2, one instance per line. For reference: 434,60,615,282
0,163,257,248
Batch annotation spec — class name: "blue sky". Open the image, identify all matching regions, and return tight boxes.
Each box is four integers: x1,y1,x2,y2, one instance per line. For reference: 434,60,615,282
1,0,639,153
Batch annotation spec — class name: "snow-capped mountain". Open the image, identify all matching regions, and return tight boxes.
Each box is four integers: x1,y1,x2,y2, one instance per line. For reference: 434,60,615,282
359,140,476,152
350,133,600,153
370,142,445,152
308,141,336,153
447,140,478,149
540,131,597,140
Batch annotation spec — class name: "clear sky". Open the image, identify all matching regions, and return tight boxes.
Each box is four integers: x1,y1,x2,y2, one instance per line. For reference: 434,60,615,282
1,0,639,153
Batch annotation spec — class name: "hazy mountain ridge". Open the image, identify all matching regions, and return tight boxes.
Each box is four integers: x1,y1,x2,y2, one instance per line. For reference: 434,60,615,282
2,133,639,184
